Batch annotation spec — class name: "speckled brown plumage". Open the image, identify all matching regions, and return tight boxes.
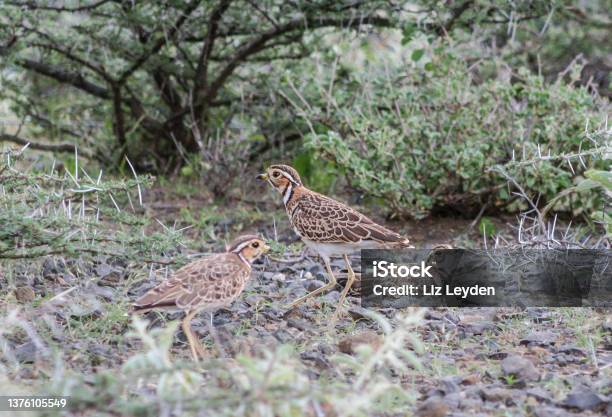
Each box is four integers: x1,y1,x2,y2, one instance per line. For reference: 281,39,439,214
133,253,251,313
263,164,409,248
259,164,411,326
288,188,410,246
132,234,269,360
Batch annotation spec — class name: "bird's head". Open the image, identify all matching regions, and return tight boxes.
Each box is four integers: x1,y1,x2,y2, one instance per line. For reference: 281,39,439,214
228,234,269,263
257,164,302,194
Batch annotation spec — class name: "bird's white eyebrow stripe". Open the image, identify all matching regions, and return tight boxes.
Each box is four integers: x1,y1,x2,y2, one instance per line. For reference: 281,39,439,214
231,240,254,253
280,170,298,185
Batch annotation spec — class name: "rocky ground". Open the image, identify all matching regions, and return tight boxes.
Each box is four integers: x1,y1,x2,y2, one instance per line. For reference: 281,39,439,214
2,244,611,416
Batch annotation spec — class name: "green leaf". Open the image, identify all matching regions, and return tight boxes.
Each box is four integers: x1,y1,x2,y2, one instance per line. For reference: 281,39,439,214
585,169,612,191
575,178,602,192
424,62,435,71
180,165,194,177
478,217,497,238
411,49,425,62
542,178,601,217
401,24,417,45
63,156,77,178
292,151,312,180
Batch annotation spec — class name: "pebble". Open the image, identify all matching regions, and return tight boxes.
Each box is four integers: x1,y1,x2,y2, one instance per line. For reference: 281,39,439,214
525,387,553,403
501,355,540,382
519,331,557,347
14,286,35,303
308,264,325,279
300,351,332,370
534,407,577,417
15,341,37,363
244,294,264,306
304,279,326,292
480,386,513,403
440,376,460,394
563,387,608,411
42,258,65,279
322,290,340,304
415,396,450,417
273,329,294,344
287,318,310,332
338,330,381,355
271,273,286,283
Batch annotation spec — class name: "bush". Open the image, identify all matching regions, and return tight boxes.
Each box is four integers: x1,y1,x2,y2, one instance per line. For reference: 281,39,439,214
0,1,400,171
2,311,424,417
291,46,609,219
0,148,187,263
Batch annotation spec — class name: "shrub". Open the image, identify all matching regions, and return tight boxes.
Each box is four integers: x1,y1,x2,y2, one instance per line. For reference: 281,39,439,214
291,46,608,219
543,168,612,239
1,311,424,417
0,147,187,263
0,1,401,171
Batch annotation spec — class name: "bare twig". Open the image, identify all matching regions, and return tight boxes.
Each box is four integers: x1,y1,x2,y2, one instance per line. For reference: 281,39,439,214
0,133,94,159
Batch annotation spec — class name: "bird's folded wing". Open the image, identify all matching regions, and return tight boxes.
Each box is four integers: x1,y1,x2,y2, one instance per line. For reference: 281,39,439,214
134,254,248,310
292,193,409,245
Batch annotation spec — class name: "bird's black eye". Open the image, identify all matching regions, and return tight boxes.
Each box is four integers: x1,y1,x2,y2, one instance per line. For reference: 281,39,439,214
272,172,280,178
252,242,259,248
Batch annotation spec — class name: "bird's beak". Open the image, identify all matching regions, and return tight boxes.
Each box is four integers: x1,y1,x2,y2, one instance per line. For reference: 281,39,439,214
262,244,271,253
257,173,268,181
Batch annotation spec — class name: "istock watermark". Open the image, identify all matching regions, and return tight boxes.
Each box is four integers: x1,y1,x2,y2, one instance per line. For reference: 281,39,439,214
373,260,433,278
360,249,611,308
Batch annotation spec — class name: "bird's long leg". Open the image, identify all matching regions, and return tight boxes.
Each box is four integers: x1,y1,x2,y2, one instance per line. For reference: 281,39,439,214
206,311,227,357
182,310,206,361
329,254,356,327
286,257,337,309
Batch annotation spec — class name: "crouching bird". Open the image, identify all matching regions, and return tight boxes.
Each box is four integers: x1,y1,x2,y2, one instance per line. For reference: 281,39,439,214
258,164,412,326
132,235,269,360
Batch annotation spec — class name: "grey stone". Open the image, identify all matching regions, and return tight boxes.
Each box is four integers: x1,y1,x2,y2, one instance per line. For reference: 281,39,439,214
563,387,608,411
501,355,540,382
526,387,553,403
15,341,37,363
304,279,326,292
273,329,294,343
533,407,576,417
286,318,310,332
480,386,514,403
520,331,557,347
322,290,340,304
